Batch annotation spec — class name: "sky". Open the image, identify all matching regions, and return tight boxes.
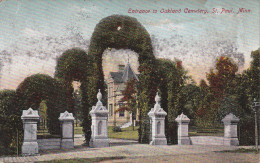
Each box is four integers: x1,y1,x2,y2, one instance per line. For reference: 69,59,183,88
0,0,259,90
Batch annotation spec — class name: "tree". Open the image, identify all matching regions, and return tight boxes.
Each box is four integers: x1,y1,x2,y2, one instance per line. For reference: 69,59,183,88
247,49,260,100
175,84,202,120
0,90,23,155
118,79,138,130
196,56,238,127
156,58,189,144
206,56,238,99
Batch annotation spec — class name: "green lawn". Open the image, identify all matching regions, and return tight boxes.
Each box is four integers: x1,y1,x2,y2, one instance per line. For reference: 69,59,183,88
108,126,139,140
74,126,139,140
189,126,224,136
40,125,223,139
74,127,84,135
217,148,259,154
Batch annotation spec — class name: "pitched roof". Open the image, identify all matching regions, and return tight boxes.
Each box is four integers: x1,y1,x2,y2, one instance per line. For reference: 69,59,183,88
110,72,123,83
109,63,139,83
122,63,139,82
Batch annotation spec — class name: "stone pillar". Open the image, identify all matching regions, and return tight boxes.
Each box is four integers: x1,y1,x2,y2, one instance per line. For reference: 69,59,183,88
89,89,109,148
175,113,191,145
59,111,75,149
148,92,167,145
222,113,240,146
21,108,40,155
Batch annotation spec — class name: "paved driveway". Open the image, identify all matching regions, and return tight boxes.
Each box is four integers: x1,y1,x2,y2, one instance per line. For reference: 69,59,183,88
0,136,259,163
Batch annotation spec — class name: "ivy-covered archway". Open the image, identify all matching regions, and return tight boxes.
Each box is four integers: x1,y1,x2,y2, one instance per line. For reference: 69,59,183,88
88,15,158,143
55,48,94,144
16,74,67,135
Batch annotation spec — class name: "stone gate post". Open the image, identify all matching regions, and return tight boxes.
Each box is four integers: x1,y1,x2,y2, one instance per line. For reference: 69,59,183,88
89,89,109,148
148,92,167,145
21,108,40,155
222,113,240,146
175,113,191,145
59,111,75,149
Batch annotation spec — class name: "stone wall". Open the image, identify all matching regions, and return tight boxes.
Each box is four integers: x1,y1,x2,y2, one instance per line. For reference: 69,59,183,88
38,139,61,150
190,136,225,145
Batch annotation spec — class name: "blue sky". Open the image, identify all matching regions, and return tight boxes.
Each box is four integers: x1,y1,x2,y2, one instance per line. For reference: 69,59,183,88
0,0,259,89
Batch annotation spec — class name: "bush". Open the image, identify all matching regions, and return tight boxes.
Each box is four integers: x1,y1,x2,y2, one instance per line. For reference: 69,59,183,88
0,90,23,156
238,115,255,145
16,74,67,135
112,126,122,132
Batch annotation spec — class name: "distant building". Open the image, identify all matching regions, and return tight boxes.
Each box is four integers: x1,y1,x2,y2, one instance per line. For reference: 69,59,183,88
107,63,139,127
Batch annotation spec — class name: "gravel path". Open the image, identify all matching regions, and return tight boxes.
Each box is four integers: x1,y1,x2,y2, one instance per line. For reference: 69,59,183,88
0,135,258,163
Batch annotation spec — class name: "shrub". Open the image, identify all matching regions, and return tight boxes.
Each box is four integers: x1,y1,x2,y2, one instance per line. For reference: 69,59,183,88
16,74,67,135
113,126,122,132
0,90,23,155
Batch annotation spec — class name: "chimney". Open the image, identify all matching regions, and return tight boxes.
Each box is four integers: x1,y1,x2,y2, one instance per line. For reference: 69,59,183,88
118,64,125,72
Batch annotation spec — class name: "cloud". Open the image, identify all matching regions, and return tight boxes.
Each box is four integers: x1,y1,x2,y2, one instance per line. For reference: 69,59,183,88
22,28,47,38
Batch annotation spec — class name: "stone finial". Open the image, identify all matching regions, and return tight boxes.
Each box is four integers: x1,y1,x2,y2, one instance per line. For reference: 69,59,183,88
90,89,108,113
175,113,190,123
59,111,75,121
222,113,239,124
155,92,160,104
21,108,40,119
148,92,166,117
97,89,102,101
153,92,162,111
96,89,103,106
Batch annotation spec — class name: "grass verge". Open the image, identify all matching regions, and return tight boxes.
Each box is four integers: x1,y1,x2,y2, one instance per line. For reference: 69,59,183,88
216,148,259,154
108,126,139,140
36,156,126,163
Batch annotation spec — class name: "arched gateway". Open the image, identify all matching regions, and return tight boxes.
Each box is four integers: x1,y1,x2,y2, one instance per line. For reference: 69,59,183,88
88,15,158,143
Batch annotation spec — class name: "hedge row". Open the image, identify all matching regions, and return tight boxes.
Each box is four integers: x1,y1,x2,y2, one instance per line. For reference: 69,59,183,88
0,90,23,155
88,15,158,143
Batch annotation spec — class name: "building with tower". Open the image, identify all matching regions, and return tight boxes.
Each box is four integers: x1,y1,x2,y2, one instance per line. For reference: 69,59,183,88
106,62,139,127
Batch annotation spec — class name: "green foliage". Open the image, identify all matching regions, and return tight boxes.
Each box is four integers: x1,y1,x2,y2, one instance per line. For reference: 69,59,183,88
16,74,67,135
246,49,260,99
218,95,243,120
196,56,238,128
88,15,157,143
112,126,122,132
156,58,190,144
206,56,238,99
80,81,92,145
55,48,93,81
0,90,23,155
55,48,94,114
196,51,259,145
55,48,94,145
119,79,138,130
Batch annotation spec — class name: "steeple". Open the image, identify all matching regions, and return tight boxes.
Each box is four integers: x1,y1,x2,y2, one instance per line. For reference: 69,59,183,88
121,62,139,83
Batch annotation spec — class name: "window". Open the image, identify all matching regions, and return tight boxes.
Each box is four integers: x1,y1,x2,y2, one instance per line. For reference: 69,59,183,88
109,104,113,116
109,87,113,97
119,110,125,117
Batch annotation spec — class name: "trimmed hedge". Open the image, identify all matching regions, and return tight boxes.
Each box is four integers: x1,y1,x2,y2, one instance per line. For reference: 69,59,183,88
88,15,158,143
55,48,94,145
16,74,67,135
0,90,23,155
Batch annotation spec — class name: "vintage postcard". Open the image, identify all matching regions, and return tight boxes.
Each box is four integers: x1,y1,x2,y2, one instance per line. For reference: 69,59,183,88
0,0,259,162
